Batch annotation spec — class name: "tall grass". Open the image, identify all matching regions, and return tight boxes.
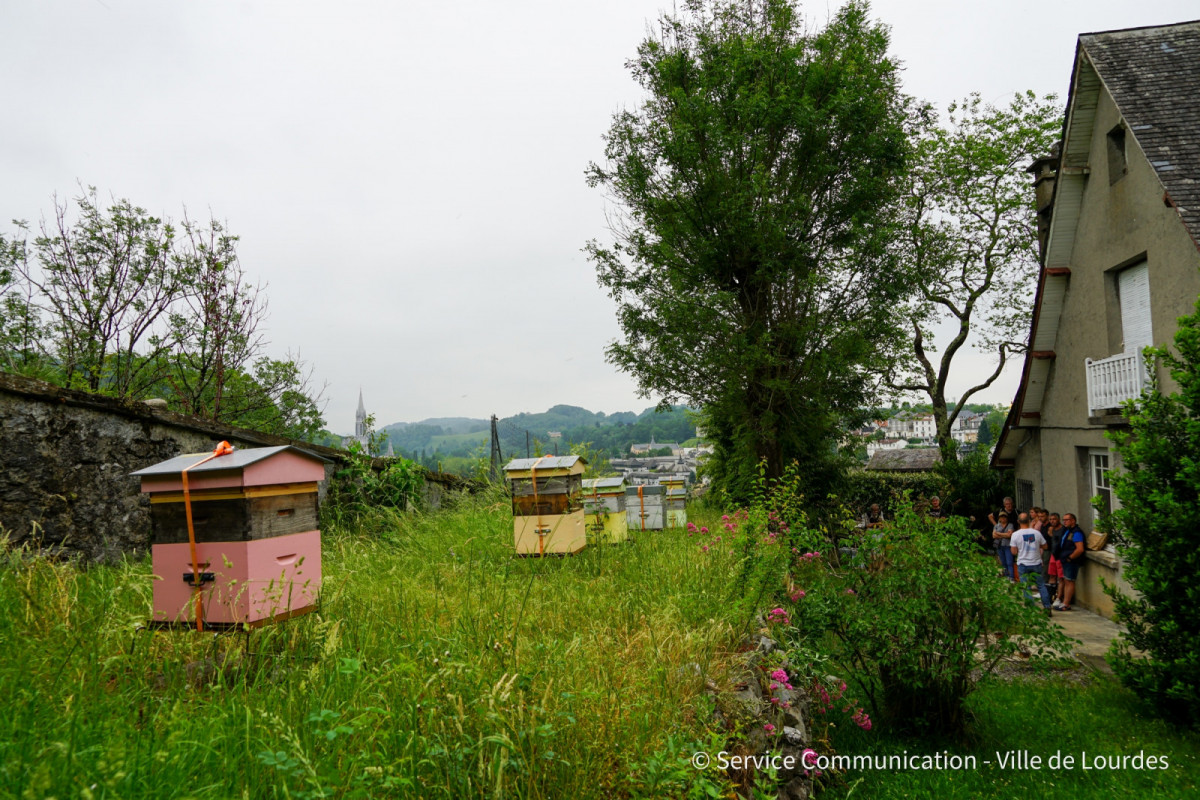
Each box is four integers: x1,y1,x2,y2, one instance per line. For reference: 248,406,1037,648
0,495,741,799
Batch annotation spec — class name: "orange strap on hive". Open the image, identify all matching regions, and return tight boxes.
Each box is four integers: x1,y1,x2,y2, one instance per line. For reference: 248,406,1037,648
181,441,234,632
638,485,645,532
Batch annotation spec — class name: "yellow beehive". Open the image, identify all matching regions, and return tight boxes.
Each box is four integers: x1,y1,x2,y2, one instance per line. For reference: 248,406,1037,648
505,456,587,555
583,476,628,544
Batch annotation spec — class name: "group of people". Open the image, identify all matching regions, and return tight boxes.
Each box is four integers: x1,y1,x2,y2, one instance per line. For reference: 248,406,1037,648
989,496,1087,614
854,496,1088,614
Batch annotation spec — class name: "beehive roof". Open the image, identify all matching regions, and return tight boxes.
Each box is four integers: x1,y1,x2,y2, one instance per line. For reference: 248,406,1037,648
131,445,329,476
583,477,626,490
504,456,585,471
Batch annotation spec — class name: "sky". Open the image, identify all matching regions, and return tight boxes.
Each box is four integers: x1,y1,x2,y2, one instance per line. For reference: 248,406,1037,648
3,1,1197,433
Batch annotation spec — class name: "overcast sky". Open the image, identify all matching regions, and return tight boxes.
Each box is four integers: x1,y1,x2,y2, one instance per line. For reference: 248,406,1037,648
3,1,1197,433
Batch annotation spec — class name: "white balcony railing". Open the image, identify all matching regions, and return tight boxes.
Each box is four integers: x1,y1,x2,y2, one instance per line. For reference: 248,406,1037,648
1086,350,1148,416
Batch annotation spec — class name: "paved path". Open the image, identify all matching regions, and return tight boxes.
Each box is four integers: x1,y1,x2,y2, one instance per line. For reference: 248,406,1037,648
1050,606,1140,674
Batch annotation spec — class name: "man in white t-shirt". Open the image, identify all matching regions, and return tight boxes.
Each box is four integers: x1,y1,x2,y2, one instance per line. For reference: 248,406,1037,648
1010,512,1051,613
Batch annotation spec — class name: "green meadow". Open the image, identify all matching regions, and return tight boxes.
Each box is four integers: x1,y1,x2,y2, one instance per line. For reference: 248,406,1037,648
1,494,1197,799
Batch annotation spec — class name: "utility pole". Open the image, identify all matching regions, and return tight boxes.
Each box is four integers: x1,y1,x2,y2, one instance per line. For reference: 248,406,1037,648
526,431,531,459
489,415,503,481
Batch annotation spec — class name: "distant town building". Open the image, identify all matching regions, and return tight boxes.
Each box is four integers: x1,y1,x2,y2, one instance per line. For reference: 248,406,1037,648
890,410,936,441
951,409,985,443
865,437,907,458
630,436,682,455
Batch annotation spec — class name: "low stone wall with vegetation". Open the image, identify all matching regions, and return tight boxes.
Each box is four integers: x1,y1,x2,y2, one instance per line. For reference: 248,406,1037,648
0,372,466,562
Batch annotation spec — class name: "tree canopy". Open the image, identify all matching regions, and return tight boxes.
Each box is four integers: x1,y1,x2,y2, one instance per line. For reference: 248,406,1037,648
587,0,916,500
0,188,326,441
1106,299,1200,727
889,93,1061,461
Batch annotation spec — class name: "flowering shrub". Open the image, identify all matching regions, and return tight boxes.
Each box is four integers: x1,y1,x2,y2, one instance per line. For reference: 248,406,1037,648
821,504,1069,734
765,608,790,626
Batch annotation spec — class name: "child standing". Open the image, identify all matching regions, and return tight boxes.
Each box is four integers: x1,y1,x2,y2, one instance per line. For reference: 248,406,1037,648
993,512,1015,580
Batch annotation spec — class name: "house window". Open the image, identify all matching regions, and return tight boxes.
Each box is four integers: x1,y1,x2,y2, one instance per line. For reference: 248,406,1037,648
1016,479,1033,513
1107,124,1127,185
1118,261,1153,354
1090,448,1113,518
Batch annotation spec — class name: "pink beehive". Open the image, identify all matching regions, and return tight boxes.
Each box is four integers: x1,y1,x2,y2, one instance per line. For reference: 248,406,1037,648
132,445,327,628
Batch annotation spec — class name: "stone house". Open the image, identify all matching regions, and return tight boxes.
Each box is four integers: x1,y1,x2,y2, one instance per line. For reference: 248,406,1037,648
992,21,1200,617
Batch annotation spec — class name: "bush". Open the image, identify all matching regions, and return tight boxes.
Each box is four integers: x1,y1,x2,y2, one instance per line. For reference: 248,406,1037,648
842,470,948,518
790,505,1069,735
1104,300,1200,727
323,443,425,527
936,445,1013,533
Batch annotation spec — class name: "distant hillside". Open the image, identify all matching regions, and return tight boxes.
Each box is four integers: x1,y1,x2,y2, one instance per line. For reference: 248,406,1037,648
380,403,698,472
383,417,488,435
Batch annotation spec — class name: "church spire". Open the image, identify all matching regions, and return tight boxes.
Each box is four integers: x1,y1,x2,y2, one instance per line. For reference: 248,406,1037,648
355,388,367,438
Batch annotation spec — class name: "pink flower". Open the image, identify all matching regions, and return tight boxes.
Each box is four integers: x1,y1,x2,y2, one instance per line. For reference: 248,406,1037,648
700,527,708,534
845,588,856,595
771,669,789,682
790,590,806,601
721,515,730,521
701,545,709,552
763,723,775,733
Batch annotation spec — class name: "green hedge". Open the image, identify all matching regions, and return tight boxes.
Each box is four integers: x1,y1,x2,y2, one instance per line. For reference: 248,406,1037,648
843,469,949,517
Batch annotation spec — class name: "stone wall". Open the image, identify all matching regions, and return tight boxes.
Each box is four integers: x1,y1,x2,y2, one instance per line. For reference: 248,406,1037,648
0,372,468,562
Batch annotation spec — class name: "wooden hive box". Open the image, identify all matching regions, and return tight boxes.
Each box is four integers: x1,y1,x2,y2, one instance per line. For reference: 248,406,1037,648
659,476,687,528
665,487,688,529
625,484,664,532
132,445,328,627
505,456,587,555
583,476,628,544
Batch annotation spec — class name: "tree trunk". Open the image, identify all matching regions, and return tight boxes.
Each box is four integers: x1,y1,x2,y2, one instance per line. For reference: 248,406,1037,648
931,394,958,464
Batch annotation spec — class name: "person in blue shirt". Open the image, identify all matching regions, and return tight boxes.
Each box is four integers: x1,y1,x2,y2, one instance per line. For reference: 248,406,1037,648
1052,512,1087,611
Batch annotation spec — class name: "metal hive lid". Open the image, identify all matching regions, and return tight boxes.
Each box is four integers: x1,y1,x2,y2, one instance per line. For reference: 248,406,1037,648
130,445,329,476
583,477,625,490
504,455,586,471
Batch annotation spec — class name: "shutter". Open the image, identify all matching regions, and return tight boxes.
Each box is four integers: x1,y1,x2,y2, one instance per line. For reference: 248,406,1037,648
1119,262,1153,353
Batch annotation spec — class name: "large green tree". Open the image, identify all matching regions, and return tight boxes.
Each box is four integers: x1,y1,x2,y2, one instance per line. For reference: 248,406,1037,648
586,0,915,500
1105,299,1200,727
888,93,1061,462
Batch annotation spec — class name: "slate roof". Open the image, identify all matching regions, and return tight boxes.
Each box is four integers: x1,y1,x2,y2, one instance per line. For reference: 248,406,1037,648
1082,20,1200,246
865,448,942,472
